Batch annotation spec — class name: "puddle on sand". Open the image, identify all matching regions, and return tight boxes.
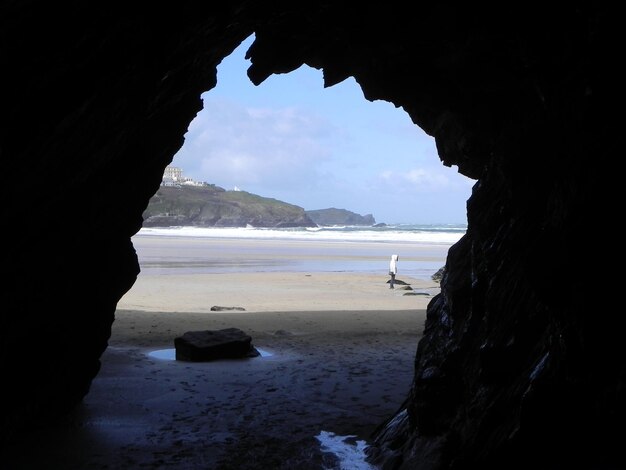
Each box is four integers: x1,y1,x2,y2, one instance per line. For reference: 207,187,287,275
316,430,376,470
147,348,273,361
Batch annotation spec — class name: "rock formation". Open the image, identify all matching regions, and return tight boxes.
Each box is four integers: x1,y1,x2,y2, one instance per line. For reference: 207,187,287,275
0,3,621,469
305,208,376,226
174,328,259,362
143,185,316,227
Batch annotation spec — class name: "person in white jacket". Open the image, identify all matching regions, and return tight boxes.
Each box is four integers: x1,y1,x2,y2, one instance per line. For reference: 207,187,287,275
389,254,399,289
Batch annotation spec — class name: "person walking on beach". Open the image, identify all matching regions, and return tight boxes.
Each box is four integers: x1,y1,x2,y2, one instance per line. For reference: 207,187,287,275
389,254,399,289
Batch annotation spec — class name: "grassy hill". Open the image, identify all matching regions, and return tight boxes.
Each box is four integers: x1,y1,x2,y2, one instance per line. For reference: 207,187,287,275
143,185,316,228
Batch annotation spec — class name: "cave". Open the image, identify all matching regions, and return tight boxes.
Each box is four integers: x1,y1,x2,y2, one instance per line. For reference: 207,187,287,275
0,3,622,470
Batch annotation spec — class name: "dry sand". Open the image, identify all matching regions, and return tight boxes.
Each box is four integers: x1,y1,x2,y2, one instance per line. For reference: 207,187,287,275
117,271,438,313
5,267,439,469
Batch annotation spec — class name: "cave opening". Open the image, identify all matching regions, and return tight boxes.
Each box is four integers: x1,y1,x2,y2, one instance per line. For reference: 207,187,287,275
120,35,473,370
126,33,473,301
98,35,474,467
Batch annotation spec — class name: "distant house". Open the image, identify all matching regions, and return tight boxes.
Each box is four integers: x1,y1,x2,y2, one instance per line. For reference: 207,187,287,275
163,166,183,182
161,166,205,187
161,180,180,187
182,178,203,186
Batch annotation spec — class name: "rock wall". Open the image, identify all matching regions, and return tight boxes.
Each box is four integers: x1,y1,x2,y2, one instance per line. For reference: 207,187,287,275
0,2,255,443
0,3,621,468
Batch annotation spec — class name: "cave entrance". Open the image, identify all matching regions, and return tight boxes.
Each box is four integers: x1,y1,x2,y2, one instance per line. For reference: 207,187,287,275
102,35,473,466
128,32,472,303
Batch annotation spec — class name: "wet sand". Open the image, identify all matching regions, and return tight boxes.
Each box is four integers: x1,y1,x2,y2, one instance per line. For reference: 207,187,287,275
4,236,444,469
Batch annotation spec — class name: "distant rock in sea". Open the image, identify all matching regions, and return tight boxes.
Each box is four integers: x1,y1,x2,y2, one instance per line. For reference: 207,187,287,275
305,208,376,226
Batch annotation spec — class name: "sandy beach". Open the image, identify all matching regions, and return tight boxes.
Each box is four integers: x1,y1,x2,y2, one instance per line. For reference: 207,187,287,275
5,235,445,469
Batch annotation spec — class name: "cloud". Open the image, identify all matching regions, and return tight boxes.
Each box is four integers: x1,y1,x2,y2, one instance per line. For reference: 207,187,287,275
377,167,472,193
173,99,336,191
170,95,474,223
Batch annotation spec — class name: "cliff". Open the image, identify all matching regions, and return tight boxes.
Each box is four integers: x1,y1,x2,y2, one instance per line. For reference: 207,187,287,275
143,185,316,228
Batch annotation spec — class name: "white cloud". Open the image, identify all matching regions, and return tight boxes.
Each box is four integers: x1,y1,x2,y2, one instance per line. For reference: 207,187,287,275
173,99,335,191
377,167,471,192
169,95,474,224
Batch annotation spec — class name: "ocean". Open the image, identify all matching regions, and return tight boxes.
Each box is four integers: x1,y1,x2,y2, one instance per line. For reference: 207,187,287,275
132,224,466,281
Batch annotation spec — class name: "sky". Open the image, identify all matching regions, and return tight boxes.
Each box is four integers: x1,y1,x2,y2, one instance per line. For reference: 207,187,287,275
171,35,474,225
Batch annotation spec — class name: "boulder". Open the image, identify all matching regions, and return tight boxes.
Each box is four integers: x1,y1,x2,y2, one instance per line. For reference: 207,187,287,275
174,328,260,361
431,266,446,283
210,306,246,311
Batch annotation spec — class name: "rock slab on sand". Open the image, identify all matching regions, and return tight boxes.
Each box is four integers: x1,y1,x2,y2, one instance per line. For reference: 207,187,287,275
174,327,260,361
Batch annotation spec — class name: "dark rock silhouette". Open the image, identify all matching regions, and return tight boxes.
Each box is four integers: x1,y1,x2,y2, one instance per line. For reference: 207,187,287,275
0,4,621,470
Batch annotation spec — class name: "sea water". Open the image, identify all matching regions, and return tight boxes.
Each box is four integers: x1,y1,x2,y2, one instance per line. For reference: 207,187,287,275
147,348,273,360
137,223,466,244
132,224,465,281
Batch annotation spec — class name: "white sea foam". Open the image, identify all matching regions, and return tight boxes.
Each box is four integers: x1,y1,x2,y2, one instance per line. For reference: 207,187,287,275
136,224,465,244
316,431,376,470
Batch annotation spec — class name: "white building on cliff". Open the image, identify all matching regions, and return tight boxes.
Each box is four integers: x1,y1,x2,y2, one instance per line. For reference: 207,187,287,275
161,166,205,187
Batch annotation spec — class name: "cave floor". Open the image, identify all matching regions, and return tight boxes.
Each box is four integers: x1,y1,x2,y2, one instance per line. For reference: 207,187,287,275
3,308,421,469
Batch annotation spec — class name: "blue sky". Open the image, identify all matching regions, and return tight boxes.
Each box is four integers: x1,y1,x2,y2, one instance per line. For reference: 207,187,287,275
171,35,474,224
